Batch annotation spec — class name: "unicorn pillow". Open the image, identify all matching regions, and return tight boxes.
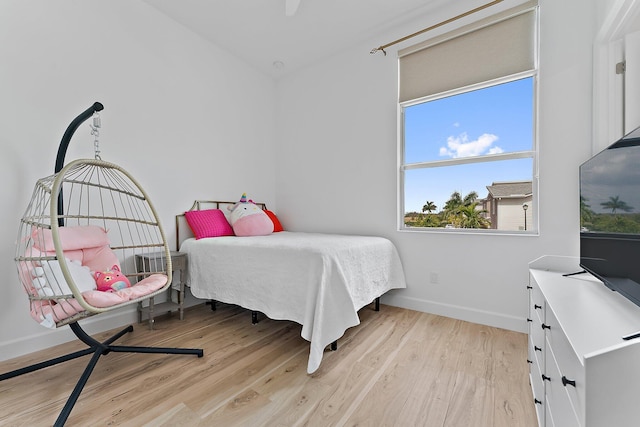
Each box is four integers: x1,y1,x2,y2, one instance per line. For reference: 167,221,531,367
227,193,274,237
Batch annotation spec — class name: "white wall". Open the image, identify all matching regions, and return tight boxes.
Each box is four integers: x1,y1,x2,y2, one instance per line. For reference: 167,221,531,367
275,0,598,332
0,0,276,360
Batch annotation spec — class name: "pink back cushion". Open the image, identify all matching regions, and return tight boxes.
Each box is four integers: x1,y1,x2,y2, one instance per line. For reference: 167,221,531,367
32,225,110,252
31,226,119,272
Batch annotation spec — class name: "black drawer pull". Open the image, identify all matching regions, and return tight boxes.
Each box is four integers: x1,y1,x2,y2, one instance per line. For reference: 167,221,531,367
527,359,533,364
534,398,542,405
562,376,576,387
527,285,533,289
541,323,551,330
534,346,542,352
527,318,533,322
534,304,542,310
541,374,551,382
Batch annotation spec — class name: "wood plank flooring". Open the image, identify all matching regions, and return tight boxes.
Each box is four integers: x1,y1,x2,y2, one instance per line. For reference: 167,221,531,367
0,303,537,426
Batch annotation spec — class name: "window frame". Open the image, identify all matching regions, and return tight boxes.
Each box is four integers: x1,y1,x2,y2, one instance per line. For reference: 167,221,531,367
398,71,539,235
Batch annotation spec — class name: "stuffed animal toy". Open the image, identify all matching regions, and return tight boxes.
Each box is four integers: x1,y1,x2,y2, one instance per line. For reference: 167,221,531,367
32,258,96,297
228,193,274,237
94,265,131,292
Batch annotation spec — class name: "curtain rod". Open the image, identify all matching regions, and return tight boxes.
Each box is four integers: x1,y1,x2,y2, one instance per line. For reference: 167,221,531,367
370,0,504,56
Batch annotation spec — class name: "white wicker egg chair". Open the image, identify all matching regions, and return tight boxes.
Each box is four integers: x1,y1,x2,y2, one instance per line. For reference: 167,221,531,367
1,103,203,426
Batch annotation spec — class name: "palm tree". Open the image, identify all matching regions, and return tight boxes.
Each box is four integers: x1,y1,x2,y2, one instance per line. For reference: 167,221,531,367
442,191,485,228
458,204,491,228
600,195,633,214
463,191,479,206
443,191,463,213
422,201,437,214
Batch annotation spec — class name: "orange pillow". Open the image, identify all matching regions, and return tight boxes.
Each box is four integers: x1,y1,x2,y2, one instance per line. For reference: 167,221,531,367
264,210,284,232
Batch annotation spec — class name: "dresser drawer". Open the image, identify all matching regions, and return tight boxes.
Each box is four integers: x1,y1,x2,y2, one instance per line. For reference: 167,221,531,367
545,347,580,427
530,315,545,368
529,339,545,425
530,282,545,322
545,308,585,424
528,336,543,378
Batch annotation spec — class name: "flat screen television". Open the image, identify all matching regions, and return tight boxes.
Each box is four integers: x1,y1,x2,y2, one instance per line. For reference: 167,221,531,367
580,126,640,308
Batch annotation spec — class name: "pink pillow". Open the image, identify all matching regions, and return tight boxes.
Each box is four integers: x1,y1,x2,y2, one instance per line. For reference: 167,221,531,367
184,209,234,239
32,225,110,252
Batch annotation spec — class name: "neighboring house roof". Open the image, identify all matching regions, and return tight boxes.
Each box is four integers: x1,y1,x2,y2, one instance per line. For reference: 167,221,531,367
486,181,532,199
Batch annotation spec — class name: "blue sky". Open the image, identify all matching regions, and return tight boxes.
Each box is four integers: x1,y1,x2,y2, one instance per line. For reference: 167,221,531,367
403,77,534,213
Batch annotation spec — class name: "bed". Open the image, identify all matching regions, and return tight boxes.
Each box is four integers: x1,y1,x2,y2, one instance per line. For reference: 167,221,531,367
176,200,407,373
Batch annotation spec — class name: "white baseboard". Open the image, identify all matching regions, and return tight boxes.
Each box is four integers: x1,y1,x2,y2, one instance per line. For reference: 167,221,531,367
380,294,528,333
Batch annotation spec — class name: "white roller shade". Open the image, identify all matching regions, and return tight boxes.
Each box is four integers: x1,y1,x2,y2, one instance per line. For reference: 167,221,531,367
399,5,536,103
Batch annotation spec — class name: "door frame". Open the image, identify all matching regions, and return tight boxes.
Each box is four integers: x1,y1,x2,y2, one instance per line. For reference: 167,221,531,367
593,0,640,152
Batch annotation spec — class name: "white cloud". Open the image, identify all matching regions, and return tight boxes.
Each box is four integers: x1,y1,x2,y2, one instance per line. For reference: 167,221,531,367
439,132,502,158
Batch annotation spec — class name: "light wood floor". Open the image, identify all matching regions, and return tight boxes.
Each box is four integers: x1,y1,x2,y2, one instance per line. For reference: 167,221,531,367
0,303,537,426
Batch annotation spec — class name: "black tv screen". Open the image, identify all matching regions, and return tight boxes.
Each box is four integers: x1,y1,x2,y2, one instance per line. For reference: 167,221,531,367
580,126,640,307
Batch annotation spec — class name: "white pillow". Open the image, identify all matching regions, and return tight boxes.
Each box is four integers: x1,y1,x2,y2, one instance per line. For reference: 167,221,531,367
32,258,96,297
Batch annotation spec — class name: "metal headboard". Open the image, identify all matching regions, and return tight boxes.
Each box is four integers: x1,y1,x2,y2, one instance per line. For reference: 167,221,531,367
176,200,268,251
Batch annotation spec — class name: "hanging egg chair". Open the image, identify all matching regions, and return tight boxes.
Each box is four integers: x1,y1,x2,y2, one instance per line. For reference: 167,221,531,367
1,102,203,427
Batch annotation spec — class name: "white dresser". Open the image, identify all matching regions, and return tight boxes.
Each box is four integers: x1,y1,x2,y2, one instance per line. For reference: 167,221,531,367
528,255,640,427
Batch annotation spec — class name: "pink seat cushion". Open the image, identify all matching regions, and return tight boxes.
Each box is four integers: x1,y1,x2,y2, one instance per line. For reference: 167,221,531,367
82,273,168,308
30,274,169,327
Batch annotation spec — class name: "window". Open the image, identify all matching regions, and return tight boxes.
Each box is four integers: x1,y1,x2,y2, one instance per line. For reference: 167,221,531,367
398,3,537,233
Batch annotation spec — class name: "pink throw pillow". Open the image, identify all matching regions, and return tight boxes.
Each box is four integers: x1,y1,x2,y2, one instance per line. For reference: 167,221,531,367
184,209,234,239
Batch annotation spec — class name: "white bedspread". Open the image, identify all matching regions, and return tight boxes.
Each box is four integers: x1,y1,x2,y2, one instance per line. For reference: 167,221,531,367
179,231,406,373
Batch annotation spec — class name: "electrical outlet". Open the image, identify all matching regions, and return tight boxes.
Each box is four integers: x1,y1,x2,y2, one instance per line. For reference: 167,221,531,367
430,272,439,284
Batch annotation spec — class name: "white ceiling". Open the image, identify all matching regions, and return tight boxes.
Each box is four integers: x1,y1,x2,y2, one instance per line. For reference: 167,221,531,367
142,0,467,78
